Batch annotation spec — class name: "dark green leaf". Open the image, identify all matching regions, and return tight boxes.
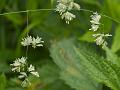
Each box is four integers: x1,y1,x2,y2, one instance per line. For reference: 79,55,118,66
0,74,6,90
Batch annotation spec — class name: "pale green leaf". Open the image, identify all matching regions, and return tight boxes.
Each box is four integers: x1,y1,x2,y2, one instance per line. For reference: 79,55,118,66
39,63,60,84
50,39,120,90
102,0,120,23
104,46,120,66
79,31,94,42
50,39,102,90
112,26,120,52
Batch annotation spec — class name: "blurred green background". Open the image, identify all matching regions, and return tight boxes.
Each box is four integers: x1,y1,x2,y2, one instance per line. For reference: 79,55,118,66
0,0,120,90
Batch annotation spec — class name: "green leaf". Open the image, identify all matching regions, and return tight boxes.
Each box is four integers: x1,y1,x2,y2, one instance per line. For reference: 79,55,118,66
0,74,6,90
79,31,94,42
6,87,23,90
81,0,100,6
50,39,120,90
40,80,73,90
104,46,120,66
0,62,9,73
0,0,6,9
112,26,120,53
5,14,23,25
74,41,120,90
50,39,102,90
102,0,120,23
26,0,38,10
39,63,60,84
38,63,73,90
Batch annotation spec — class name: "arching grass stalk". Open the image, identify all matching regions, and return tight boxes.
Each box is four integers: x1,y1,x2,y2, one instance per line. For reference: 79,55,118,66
0,8,119,24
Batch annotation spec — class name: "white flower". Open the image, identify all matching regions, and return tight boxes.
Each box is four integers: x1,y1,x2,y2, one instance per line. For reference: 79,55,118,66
32,36,44,48
92,33,112,38
93,33,112,46
21,78,31,87
56,0,80,24
68,2,74,10
11,57,40,87
90,12,101,25
11,67,20,72
18,57,27,64
28,64,35,72
11,60,21,67
61,11,76,24
21,36,32,46
11,57,27,72
56,3,67,15
30,72,39,77
89,24,99,31
28,64,39,77
89,12,101,31
18,72,27,79
104,33,112,37
57,0,73,4
95,35,104,45
89,12,112,47
73,3,80,10
21,36,44,48
68,2,80,10
57,0,80,10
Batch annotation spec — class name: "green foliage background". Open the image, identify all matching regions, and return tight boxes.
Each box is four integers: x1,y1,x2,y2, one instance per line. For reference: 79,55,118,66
0,0,120,90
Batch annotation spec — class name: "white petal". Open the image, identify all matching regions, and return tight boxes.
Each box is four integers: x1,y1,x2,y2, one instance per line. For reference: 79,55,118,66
28,64,35,72
30,72,39,77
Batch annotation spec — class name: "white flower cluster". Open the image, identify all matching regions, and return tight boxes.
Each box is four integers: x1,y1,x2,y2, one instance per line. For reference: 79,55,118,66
89,12,112,47
89,12,101,31
11,57,39,87
21,36,44,48
93,33,112,47
56,0,80,24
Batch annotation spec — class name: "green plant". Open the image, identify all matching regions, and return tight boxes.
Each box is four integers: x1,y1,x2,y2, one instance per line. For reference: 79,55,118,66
0,0,120,90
